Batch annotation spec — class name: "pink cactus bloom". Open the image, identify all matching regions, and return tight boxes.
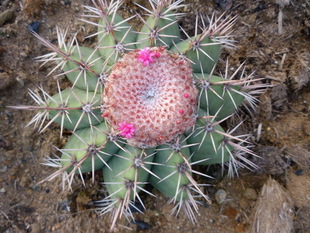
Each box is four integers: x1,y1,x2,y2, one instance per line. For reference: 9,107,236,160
118,121,136,139
137,47,160,66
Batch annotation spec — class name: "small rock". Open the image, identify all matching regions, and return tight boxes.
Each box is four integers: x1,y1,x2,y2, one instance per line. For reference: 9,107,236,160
302,122,310,136
243,188,257,200
60,0,71,6
0,135,11,149
22,0,43,17
0,9,14,27
52,222,62,231
16,71,28,86
224,205,239,219
0,72,15,90
214,0,233,10
295,169,303,176
132,220,152,230
76,192,91,211
0,187,6,193
57,201,71,212
26,189,33,195
239,198,250,210
0,166,8,173
247,14,257,25
215,189,227,204
27,21,40,33
30,223,40,233
32,185,41,192
235,223,246,233
20,51,28,58
287,170,310,208
73,4,80,12
20,175,29,187
0,46,5,55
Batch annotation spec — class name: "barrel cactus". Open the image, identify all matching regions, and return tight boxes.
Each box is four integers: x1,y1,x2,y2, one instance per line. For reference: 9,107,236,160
8,0,267,231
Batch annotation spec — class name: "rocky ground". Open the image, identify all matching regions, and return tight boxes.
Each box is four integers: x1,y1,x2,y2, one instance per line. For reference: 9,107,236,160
0,0,309,232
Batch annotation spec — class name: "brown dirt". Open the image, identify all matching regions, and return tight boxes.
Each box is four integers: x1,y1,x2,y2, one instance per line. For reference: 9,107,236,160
0,0,309,233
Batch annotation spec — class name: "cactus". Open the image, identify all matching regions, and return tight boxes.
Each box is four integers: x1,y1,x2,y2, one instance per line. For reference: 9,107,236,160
8,0,268,231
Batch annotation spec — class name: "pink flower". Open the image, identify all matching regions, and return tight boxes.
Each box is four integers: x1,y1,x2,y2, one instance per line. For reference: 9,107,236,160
118,121,136,139
137,47,160,66
183,93,190,98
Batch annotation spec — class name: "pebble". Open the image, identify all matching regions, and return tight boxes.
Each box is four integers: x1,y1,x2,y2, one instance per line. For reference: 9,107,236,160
27,21,40,33
0,166,8,173
30,223,40,232
235,223,246,233
0,135,11,149
52,223,62,231
0,9,14,27
0,187,6,193
32,185,41,192
132,220,152,230
243,188,258,200
73,3,80,12
223,205,238,219
295,169,303,176
26,189,33,195
287,170,310,208
302,122,310,136
239,197,250,210
60,0,71,6
215,189,227,204
20,176,29,187
0,72,15,90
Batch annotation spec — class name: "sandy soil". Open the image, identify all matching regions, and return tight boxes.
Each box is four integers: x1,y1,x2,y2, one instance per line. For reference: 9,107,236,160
0,0,309,232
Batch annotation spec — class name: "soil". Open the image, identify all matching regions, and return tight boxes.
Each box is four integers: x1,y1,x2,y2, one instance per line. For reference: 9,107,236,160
0,0,309,233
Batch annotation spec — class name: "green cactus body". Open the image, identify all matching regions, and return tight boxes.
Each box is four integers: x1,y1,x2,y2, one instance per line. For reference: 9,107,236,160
170,36,221,73
187,109,234,165
60,123,118,174
136,8,181,48
196,73,245,121
61,46,106,91
97,14,136,65
48,87,103,130
103,145,154,200
187,123,233,165
150,145,191,201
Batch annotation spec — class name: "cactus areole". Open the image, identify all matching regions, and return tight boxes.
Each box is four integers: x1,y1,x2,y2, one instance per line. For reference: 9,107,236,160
102,47,198,147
